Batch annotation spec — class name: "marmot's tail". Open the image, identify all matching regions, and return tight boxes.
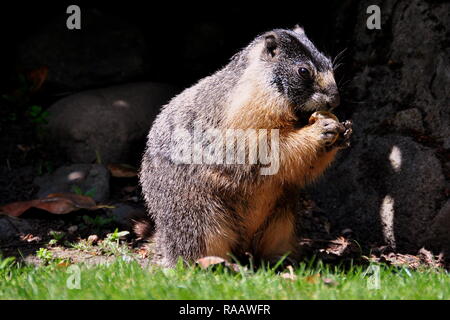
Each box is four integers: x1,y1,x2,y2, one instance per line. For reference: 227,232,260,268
132,214,155,240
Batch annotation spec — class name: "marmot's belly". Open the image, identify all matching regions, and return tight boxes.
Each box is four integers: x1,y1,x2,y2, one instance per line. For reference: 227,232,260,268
238,183,282,241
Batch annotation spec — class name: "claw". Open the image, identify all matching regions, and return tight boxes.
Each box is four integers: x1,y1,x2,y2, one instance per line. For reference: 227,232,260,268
343,127,353,138
332,120,353,150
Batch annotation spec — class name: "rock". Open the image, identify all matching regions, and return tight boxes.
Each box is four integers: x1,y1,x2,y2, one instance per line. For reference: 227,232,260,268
311,134,446,252
46,82,179,164
0,216,33,242
17,9,150,91
388,1,450,149
34,164,110,203
428,53,450,149
429,201,450,254
310,0,450,253
392,108,424,133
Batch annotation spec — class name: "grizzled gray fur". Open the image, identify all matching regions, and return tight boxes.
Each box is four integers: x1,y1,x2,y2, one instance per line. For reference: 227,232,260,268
139,27,352,267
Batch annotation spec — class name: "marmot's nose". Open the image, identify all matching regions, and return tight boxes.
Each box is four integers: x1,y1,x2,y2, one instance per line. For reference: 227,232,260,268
328,93,340,109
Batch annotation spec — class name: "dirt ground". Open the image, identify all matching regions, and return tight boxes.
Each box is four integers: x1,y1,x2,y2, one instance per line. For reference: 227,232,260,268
0,99,447,270
1,205,447,270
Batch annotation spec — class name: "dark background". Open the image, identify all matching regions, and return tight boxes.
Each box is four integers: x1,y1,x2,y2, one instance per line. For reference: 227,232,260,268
0,1,351,89
0,1,449,259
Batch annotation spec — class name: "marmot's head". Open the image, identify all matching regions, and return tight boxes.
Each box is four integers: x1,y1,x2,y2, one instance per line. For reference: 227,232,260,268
256,27,340,124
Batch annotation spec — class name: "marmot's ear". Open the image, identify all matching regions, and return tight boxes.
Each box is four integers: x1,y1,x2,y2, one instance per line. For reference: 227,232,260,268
264,32,279,58
293,24,305,35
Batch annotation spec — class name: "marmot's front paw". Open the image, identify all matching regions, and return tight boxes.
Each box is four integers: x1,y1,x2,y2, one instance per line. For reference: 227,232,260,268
309,111,344,147
333,120,353,149
309,111,352,150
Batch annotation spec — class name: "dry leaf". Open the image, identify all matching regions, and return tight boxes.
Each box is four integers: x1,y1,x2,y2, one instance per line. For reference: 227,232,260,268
323,236,351,256
20,234,42,243
0,193,101,217
107,164,138,178
418,247,435,265
369,248,445,270
196,256,226,268
281,273,297,280
137,248,149,259
57,261,71,268
322,277,339,286
280,265,297,281
305,274,320,284
195,256,241,272
27,67,48,93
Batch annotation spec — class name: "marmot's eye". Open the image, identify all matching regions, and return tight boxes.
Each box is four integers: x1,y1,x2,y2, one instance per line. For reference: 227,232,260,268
298,67,310,77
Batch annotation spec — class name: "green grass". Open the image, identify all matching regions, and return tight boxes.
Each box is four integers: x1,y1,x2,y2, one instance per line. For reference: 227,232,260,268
0,256,449,300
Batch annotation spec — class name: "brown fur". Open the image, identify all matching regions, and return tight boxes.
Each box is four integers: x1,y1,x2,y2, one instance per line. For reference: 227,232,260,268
139,28,351,267
202,71,340,261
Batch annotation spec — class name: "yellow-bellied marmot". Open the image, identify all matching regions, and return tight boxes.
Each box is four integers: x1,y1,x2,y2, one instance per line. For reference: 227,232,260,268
139,26,352,267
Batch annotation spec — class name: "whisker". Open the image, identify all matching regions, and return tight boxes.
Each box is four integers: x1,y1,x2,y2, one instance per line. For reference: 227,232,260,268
333,63,344,72
338,78,353,88
332,48,348,67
